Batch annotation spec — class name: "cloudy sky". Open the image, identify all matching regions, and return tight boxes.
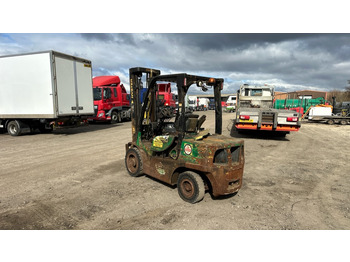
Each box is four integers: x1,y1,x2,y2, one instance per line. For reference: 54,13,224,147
1,33,350,94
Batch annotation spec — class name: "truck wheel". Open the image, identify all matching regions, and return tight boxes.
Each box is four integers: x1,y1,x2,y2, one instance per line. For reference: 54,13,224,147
177,171,205,203
125,147,143,177
327,119,335,125
111,111,118,123
7,120,22,136
340,120,347,125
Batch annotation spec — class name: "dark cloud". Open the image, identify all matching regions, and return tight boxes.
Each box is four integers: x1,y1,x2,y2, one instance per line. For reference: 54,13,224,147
80,33,115,41
80,33,137,45
1,33,350,93
161,33,327,51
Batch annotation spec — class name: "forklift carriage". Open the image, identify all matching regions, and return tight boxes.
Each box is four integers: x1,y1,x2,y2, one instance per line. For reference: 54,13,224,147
125,67,245,203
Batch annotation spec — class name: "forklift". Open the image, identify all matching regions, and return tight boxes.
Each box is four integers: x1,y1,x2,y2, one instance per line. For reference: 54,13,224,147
125,67,245,203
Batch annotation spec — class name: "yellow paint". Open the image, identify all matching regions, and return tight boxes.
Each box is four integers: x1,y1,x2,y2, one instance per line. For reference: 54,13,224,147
240,119,254,122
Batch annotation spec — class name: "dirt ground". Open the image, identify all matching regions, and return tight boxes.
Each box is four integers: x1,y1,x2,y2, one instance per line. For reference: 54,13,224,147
0,111,349,230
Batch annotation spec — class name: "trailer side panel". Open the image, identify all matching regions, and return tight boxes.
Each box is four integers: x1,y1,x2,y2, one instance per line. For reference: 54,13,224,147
0,52,55,118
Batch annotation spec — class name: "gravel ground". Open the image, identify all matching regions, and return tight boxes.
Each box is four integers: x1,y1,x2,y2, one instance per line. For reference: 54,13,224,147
0,111,349,230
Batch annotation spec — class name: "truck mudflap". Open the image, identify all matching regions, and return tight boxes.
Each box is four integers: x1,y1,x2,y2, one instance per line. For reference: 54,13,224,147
235,123,300,132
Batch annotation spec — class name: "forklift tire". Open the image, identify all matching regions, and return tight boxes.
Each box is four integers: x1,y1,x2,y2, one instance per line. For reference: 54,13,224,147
177,171,205,204
7,120,22,136
125,147,143,177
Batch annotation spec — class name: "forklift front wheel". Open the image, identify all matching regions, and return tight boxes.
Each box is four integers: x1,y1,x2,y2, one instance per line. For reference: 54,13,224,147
177,171,205,204
125,148,143,177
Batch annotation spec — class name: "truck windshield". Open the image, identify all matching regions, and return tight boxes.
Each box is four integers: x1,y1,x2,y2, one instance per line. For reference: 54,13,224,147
251,89,263,96
189,100,195,104
93,88,102,101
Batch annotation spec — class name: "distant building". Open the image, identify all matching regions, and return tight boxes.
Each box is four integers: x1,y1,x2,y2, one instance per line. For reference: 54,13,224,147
275,92,288,100
275,90,327,100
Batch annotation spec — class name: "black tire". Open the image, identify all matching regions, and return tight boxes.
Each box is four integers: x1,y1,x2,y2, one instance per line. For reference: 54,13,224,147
177,171,205,203
125,147,143,177
117,112,122,123
111,111,119,123
7,120,22,136
327,119,335,125
340,120,347,125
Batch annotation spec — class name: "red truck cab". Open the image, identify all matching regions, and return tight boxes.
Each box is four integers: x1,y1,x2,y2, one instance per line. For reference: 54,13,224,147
90,76,131,123
157,83,176,108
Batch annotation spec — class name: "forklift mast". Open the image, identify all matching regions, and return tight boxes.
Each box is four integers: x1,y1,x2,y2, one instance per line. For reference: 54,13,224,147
129,67,161,142
129,67,224,143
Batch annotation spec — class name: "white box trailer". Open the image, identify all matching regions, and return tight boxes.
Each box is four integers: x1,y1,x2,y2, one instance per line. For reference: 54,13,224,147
188,95,198,111
0,50,94,136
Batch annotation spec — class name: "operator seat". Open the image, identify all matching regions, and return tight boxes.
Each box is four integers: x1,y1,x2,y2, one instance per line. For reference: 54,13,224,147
185,114,199,133
196,115,206,130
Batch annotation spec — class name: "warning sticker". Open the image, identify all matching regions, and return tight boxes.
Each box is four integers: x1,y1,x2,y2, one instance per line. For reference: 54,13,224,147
152,136,169,148
184,144,192,155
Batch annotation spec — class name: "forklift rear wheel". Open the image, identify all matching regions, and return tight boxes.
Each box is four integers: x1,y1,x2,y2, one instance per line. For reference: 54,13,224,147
177,171,205,204
125,148,143,177
7,120,22,136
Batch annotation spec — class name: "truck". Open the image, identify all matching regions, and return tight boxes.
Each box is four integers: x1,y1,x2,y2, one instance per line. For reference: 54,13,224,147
198,97,210,111
188,95,198,111
234,84,301,135
208,98,215,110
157,83,176,109
0,50,94,136
125,67,245,203
89,76,131,123
225,95,237,112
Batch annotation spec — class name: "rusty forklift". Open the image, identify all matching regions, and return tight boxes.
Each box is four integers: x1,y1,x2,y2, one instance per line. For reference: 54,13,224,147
125,67,245,203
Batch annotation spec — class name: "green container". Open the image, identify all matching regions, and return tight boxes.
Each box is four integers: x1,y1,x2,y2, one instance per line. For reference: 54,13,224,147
274,97,326,112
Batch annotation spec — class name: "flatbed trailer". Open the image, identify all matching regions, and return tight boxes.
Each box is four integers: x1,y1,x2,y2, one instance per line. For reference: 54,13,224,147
308,115,350,125
235,84,301,135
